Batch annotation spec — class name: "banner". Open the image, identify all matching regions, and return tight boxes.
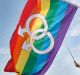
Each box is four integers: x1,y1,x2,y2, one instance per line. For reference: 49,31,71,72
4,0,77,75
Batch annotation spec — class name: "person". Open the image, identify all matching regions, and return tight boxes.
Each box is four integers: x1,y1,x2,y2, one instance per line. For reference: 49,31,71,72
74,60,80,68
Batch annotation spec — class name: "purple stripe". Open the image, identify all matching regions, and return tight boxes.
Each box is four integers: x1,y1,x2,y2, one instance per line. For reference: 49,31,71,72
35,4,77,75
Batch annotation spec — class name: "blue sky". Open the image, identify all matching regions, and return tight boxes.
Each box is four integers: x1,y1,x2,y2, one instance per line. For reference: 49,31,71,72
0,0,80,75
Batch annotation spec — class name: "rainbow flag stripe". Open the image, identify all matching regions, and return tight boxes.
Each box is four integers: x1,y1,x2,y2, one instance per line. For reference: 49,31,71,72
4,0,77,75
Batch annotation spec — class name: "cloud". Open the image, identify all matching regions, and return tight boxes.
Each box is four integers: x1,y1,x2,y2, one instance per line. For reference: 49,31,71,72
68,25,80,37
64,0,80,7
66,9,80,37
0,48,12,75
0,72,16,75
69,46,80,59
0,48,10,54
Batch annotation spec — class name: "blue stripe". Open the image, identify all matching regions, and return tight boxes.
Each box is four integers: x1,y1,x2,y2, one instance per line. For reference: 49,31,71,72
30,1,68,75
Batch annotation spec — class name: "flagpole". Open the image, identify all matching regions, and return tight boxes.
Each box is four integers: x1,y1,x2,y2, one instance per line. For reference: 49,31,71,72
65,43,76,62
65,43,80,68
63,0,80,8
65,44,75,62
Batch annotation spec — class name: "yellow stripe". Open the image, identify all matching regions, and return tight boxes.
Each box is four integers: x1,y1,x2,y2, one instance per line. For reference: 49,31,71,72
16,49,30,74
16,0,50,74
31,0,50,31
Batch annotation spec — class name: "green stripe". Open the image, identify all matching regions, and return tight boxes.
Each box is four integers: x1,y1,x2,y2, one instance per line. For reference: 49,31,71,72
22,0,59,75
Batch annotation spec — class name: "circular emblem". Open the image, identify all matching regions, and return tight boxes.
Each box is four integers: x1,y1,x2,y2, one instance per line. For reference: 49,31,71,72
18,14,55,54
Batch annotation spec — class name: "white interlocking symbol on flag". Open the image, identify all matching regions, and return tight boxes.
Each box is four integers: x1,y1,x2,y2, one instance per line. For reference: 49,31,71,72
18,14,55,54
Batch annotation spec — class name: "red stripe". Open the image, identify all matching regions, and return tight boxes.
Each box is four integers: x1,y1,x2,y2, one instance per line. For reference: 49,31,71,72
18,0,37,27
10,0,37,56
5,0,37,72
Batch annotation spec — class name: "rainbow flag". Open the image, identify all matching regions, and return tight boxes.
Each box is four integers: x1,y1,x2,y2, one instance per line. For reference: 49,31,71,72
4,0,77,75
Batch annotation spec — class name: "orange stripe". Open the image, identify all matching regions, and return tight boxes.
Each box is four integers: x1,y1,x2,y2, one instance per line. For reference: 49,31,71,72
13,1,41,68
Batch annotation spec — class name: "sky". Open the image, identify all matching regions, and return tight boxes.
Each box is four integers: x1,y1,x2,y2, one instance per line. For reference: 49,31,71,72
0,0,80,75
